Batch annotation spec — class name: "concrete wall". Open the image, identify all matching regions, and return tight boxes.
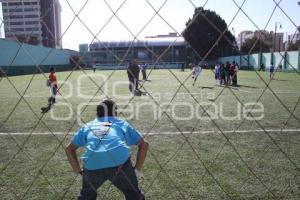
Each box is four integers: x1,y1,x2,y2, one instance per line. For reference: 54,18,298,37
286,51,299,71
249,53,259,69
94,62,184,70
262,53,272,70
218,50,300,72
0,39,78,76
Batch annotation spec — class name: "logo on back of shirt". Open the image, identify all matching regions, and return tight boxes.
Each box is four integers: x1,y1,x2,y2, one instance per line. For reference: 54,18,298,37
92,122,112,137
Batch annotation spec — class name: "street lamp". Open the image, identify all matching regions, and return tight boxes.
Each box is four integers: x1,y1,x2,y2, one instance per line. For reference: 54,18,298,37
231,27,235,38
274,21,282,52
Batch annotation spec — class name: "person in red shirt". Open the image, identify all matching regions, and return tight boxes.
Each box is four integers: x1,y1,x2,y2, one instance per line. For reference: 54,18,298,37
48,67,58,105
41,67,58,113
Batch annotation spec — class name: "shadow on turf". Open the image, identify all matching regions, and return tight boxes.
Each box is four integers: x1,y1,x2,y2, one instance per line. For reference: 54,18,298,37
273,78,288,82
236,84,259,89
41,105,52,114
134,90,147,96
197,86,214,89
218,84,259,89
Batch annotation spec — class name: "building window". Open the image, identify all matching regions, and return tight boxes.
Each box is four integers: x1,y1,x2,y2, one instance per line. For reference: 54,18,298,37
24,15,39,18
24,8,37,12
10,15,23,19
24,2,37,5
9,8,23,12
10,21,24,25
25,21,39,25
8,2,22,6
25,27,39,31
10,28,25,32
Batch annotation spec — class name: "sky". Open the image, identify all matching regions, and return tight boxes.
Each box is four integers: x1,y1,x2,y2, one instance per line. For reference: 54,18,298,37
0,0,300,51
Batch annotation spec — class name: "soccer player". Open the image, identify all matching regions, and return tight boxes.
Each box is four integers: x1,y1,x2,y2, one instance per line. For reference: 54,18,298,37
214,62,221,85
220,63,225,85
192,62,202,86
41,67,58,113
65,99,148,200
48,67,58,105
127,60,140,95
225,61,231,85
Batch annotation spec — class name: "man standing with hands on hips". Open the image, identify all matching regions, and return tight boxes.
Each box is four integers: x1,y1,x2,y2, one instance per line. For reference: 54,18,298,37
127,59,140,95
65,99,149,200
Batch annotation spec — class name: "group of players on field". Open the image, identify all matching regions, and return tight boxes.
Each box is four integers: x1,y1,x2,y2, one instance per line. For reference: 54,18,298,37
190,61,239,87
47,60,241,105
43,60,240,107
213,61,239,86
44,59,280,112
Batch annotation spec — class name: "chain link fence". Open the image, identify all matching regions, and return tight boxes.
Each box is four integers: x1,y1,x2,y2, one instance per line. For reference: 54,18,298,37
0,0,300,199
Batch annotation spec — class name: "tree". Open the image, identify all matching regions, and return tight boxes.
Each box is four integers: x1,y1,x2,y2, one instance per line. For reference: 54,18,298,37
241,37,271,54
182,7,237,59
70,55,86,69
287,40,300,51
70,55,80,69
16,35,40,45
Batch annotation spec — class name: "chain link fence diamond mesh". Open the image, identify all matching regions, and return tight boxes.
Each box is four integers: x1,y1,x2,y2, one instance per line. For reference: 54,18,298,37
0,0,300,199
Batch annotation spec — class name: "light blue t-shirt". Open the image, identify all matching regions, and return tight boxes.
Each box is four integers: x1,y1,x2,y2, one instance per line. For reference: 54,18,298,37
72,117,142,170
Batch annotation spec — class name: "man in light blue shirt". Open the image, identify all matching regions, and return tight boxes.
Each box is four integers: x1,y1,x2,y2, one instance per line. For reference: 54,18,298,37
65,99,148,200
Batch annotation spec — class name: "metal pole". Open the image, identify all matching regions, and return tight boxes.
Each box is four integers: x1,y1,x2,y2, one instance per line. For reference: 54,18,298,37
274,24,277,52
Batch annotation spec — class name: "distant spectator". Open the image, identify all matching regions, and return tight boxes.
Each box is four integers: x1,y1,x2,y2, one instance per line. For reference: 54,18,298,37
92,62,96,73
181,63,185,71
232,62,239,86
278,63,283,72
140,63,147,80
259,63,265,71
229,62,236,85
269,62,275,80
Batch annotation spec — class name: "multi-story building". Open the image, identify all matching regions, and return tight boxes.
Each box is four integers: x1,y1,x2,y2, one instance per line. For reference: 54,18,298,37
255,30,284,51
271,31,284,51
0,0,61,48
79,36,189,68
237,30,284,52
236,31,253,50
288,32,300,45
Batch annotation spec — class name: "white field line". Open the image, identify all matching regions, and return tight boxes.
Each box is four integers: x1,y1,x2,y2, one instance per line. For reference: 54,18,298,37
1,91,298,98
236,89,252,93
0,128,299,136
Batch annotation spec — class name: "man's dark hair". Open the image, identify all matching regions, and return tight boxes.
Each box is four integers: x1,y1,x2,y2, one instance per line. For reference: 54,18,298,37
97,99,117,117
50,67,55,72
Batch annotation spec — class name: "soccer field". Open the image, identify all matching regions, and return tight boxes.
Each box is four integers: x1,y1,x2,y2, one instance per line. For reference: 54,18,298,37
0,69,300,199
